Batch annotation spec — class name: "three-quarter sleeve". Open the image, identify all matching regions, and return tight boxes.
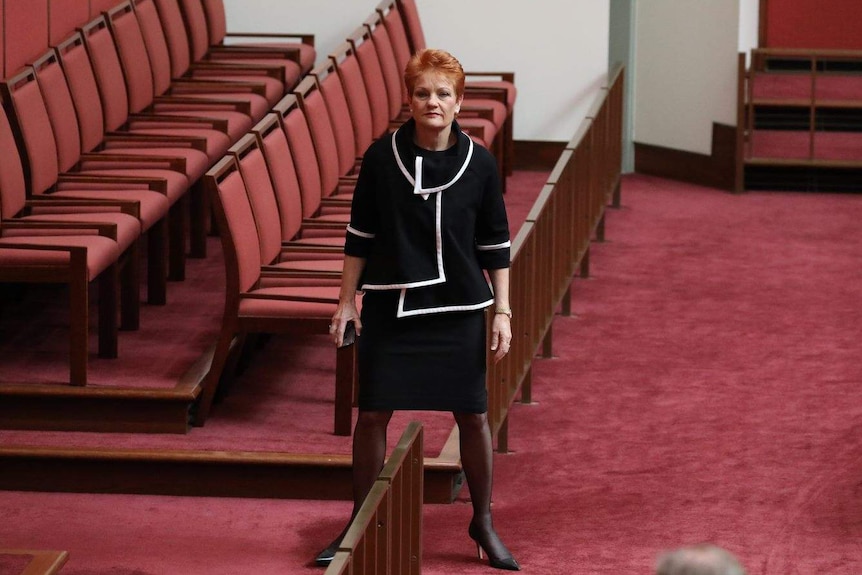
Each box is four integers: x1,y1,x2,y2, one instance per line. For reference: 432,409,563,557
344,151,379,259
475,156,511,270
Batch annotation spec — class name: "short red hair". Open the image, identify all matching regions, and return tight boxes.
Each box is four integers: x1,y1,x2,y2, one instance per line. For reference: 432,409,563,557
404,48,465,98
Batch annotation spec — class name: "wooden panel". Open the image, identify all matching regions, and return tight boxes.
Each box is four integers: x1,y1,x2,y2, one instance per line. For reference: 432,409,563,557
49,0,90,45
4,0,49,74
634,123,737,191
89,0,120,17
764,0,862,50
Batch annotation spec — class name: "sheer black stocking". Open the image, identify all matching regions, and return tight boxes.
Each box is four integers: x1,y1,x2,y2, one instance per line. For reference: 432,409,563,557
454,411,519,569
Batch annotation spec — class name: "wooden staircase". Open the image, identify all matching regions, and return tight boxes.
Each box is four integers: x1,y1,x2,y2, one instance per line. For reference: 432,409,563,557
740,48,862,192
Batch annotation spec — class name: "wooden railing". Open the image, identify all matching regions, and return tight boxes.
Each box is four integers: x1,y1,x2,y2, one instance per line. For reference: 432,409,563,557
325,421,424,575
485,65,624,449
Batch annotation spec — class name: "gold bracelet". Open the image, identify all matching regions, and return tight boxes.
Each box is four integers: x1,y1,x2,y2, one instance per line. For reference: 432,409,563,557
495,308,513,319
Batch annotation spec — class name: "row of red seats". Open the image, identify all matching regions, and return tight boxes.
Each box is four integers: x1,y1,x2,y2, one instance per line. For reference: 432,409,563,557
0,0,516,418
0,0,315,385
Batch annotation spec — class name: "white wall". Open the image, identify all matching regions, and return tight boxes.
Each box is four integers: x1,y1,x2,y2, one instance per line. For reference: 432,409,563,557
738,0,760,58
634,0,740,155
222,0,610,142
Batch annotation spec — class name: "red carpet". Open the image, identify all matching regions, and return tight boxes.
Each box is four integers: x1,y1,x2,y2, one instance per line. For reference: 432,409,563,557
2,174,862,573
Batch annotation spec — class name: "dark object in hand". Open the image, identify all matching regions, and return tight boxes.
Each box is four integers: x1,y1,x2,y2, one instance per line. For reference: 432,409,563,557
339,320,357,348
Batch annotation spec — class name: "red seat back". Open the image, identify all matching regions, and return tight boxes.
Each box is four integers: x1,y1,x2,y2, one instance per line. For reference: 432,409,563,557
209,157,262,295
349,27,390,139
200,0,228,45
231,134,283,266
395,0,427,53
106,2,155,114
55,33,107,153
253,113,303,243
177,0,210,62
313,60,357,178
152,0,193,78
379,4,412,104
330,43,374,160
367,14,404,118
274,96,322,220
295,77,340,199
0,68,61,197
80,17,130,133
0,107,28,219
32,51,83,174
133,0,175,96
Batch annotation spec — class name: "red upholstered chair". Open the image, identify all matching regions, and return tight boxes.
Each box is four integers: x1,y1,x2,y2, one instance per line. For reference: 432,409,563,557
0,230,121,387
201,155,356,435
309,58,362,180
153,0,289,106
0,109,122,386
191,0,315,77
250,113,347,253
0,98,142,331
293,76,356,203
328,42,376,168
273,95,351,226
229,132,344,277
64,18,245,264
1,65,174,304
387,0,516,175
107,2,272,125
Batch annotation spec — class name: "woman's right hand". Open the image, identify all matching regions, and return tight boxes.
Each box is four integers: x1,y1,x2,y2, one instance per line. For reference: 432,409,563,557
330,300,362,347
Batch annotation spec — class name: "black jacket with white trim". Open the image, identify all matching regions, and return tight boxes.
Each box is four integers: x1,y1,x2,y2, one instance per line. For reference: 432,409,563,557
344,119,510,317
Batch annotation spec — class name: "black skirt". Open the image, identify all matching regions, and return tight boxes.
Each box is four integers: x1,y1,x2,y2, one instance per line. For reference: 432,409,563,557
357,291,488,413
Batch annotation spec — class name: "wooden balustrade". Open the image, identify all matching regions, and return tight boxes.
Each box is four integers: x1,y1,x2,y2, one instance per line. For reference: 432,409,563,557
485,66,624,450
325,421,423,575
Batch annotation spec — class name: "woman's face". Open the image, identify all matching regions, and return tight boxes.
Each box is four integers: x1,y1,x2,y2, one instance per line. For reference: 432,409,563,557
410,71,463,132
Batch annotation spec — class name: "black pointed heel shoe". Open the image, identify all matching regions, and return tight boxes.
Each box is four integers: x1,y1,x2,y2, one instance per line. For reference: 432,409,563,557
468,522,521,571
313,538,341,567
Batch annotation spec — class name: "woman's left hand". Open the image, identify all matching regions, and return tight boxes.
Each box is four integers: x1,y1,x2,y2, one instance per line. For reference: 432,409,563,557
490,313,512,363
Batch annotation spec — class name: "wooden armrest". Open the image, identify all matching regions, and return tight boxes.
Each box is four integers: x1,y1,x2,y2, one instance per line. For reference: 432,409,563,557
320,197,353,208
127,114,229,134
102,133,208,153
260,267,341,278
207,46,300,65
459,105,495,121
464,71,515,83
26,198,141,219
57,173,169,195
239,291,338,304
464,87,508,104
3,220,118,240
78,153,187,174
152,95,253,117
280,243,343,253
190,61,283,80
168,79,268,98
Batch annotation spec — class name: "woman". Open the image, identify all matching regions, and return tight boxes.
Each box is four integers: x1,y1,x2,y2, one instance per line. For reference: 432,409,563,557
318,48,519,571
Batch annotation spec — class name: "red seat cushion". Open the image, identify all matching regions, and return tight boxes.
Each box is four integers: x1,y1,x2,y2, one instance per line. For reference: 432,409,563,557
0,235,119,279
49,189,170,230
19,212,141,252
